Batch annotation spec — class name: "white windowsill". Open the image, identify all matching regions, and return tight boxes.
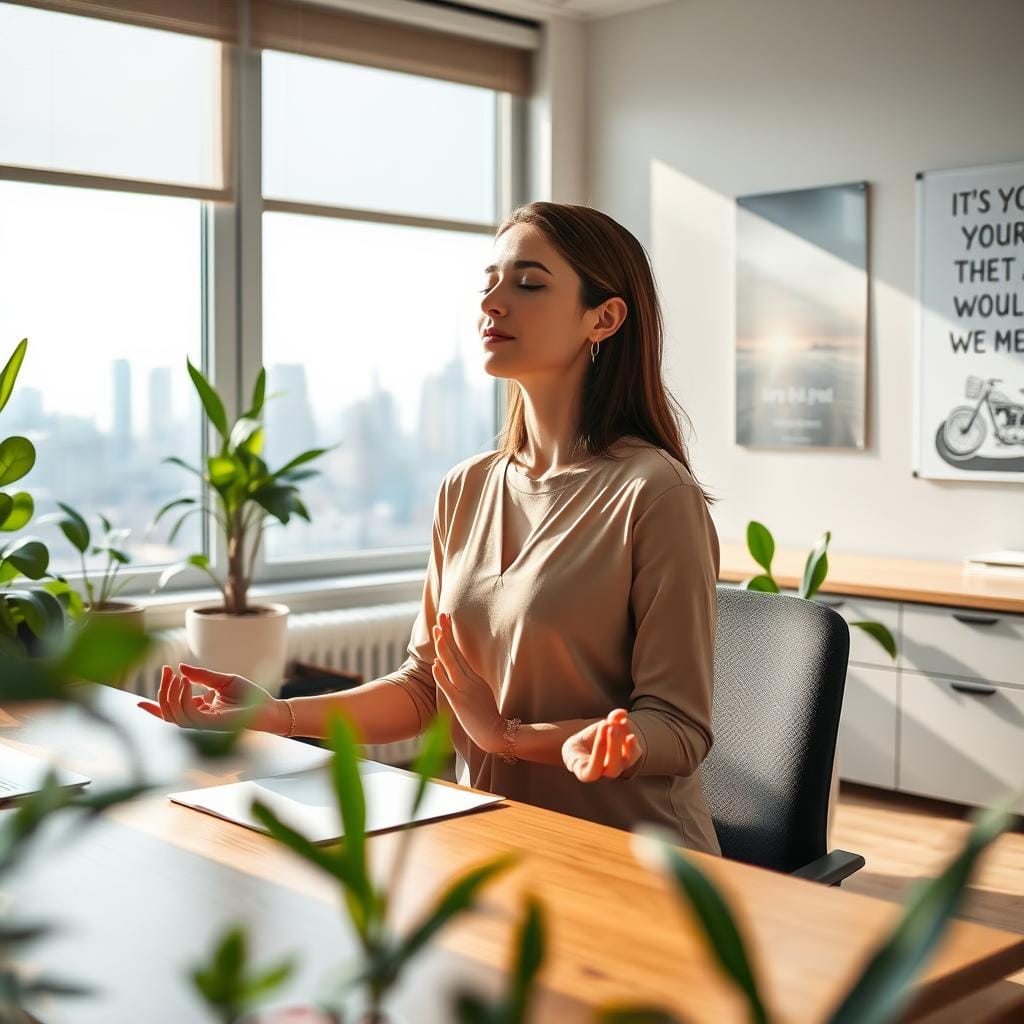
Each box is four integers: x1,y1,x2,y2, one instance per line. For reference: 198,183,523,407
137,569,427,630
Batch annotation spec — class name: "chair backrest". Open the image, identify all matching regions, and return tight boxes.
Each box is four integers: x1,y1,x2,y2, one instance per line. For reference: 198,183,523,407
701,586,850,873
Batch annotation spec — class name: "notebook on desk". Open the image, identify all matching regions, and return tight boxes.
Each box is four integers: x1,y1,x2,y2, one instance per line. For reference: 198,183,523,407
0,746,92,803
169,760,504,843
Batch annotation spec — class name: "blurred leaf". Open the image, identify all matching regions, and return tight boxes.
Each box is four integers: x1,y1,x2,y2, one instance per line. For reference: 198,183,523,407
163,455,204,479
57,615,152,684
742,574,779,593
208,454,239,489
151,496,196,527
251,485,300,524
0,492,32,532
799,531,831,601
409,713,452,819
244,367,267,419
392,852,519,969
0,338,28,414
271,448,330,480
229,417,263,454
746,521,775,574
0,436,36,487
507,897,546,1024
0,493,10,529
634,827,768,1024
828,796,1019,1024
5,589,64,640
849,621,898,661
187,358,229,441
1,539,49,580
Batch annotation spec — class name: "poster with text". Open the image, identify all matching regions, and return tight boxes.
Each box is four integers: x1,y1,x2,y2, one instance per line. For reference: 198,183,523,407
915,160,1024,481
736,182,868,449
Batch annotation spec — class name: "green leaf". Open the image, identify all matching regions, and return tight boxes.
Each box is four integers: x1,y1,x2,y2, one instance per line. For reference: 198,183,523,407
0,493,11,529
849,621,898,661
1,538,49,579
0,436,36,487
163,455,204,479
208,454,240,489
0,491,33,532
151,496,197,527
634,827,768,1024
507,897,546,1024
58,615,152,684
0,339,28,414
326,713,375,922
249,800,358,886
187,358,229,441
410,713,452,819
245,368,267,419
742,574,779,593
799,531,831,601
394,852,519,969
746,521,775,574
5,589,65,640
252,484,300,524
828,795,1020,1024
51,501,91,552
271,448,330,480
229,417,263,454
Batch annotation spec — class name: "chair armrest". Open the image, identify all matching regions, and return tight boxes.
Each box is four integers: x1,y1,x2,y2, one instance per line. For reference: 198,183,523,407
791,849,865,886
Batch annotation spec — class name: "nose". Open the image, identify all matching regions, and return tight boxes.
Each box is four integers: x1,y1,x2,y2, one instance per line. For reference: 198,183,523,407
479,282,508,320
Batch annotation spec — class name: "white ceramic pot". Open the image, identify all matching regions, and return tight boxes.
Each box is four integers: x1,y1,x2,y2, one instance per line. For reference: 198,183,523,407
184,602,289,695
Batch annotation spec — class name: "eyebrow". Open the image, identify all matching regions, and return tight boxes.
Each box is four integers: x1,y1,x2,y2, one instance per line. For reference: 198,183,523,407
484,259,553,275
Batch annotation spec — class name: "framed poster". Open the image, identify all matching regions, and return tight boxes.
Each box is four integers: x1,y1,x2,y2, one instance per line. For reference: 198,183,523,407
735,182,868,449
915,159,1024,481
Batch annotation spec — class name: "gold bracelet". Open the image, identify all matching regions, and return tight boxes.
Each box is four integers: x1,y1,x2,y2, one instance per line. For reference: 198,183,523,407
498,717,521,765
283,699,296,738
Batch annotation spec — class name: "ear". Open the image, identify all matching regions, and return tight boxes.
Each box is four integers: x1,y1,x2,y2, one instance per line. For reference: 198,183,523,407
589,296,628,344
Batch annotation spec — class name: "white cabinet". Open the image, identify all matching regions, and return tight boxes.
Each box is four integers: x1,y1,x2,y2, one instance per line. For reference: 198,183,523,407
837,664,898,788
900,603,1024,688
812,595,900,669
899,671,1024,813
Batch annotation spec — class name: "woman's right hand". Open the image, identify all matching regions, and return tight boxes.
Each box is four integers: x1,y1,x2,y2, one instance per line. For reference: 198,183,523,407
137,664,290,736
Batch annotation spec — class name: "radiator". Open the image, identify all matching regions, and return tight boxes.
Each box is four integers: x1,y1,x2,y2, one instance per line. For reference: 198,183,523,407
126,602,424,766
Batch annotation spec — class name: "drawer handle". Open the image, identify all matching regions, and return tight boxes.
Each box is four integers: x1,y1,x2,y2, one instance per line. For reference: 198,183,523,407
951,612,1000,626
950,681,997,696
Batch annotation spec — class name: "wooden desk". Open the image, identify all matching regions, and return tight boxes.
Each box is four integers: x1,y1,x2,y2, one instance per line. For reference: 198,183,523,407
719,542,1024,614
4,687,1023,1023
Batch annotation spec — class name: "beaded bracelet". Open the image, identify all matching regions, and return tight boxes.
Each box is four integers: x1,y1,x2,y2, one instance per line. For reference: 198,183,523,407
498,716,521,765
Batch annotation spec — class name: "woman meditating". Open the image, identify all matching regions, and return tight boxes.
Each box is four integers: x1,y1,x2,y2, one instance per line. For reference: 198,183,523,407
139,201,722,856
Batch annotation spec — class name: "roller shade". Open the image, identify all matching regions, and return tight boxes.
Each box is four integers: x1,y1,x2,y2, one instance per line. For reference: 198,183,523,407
4,0,239,41
251,0,532,96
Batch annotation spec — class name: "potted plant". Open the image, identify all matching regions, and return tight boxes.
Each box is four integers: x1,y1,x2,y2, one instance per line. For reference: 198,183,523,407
740,520,898,841
154,359,330,691
38,503,144,630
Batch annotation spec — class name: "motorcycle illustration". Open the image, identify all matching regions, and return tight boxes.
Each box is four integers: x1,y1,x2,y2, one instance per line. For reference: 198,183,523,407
941,376,1024,459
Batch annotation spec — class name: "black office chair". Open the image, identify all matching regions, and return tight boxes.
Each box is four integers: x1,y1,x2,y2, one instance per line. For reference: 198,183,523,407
701,586,865,886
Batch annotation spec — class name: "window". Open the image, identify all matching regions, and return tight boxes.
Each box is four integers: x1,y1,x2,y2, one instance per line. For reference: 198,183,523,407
260,52,507,566
0,180,204,573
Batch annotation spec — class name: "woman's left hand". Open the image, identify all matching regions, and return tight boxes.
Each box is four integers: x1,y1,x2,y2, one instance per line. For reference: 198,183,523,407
432,612,504,755
563,708,644,781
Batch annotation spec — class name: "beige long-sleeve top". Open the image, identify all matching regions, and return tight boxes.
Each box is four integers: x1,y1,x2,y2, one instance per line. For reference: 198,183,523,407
381,435,722,855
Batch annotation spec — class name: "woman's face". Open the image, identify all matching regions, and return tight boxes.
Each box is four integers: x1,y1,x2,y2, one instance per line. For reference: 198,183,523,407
477,223,602,380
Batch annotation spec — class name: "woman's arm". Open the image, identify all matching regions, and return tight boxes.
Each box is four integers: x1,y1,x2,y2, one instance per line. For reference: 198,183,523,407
285,678,423,743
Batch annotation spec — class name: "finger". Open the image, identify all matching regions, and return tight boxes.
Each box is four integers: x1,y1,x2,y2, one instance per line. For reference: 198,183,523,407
178,663,238,691
622,733,641,766
137,701,165,720
157,665,174,722
169,674,201,728
432,631,461,691
432,659,456,701
603,722,625,777
608,708,629,727
192,695,213,711
438,615,472,677
580,723,610,782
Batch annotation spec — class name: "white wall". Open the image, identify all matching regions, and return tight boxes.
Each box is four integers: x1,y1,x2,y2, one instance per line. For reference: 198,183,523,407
585,0,1024,559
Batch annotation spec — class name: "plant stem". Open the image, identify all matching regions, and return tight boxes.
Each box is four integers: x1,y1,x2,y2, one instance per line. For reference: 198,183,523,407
224,508,248,614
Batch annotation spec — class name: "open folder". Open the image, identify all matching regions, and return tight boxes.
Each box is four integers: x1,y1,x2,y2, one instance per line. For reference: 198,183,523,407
169,760,504,844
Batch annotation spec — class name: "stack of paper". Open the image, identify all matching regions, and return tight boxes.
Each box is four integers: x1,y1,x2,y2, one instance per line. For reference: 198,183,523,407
170,760,503,844
963,550,1024,575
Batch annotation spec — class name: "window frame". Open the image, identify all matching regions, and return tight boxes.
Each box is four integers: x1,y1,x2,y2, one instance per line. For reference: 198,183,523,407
0,1,525,598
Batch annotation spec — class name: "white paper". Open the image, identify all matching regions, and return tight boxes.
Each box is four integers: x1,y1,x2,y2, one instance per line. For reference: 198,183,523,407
965,549,1024,568
169,760,503,843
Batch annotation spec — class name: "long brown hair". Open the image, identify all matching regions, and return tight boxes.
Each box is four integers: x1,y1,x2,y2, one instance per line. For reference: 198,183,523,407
492,202,715,506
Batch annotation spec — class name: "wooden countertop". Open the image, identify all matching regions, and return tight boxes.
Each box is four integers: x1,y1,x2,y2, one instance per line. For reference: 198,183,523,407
719,541,1024,614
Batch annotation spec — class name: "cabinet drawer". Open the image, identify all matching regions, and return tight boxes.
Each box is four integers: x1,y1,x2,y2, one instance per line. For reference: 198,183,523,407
812,595,900,668
901,604,1024,687
837,665,898,788
899,672,1024,811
